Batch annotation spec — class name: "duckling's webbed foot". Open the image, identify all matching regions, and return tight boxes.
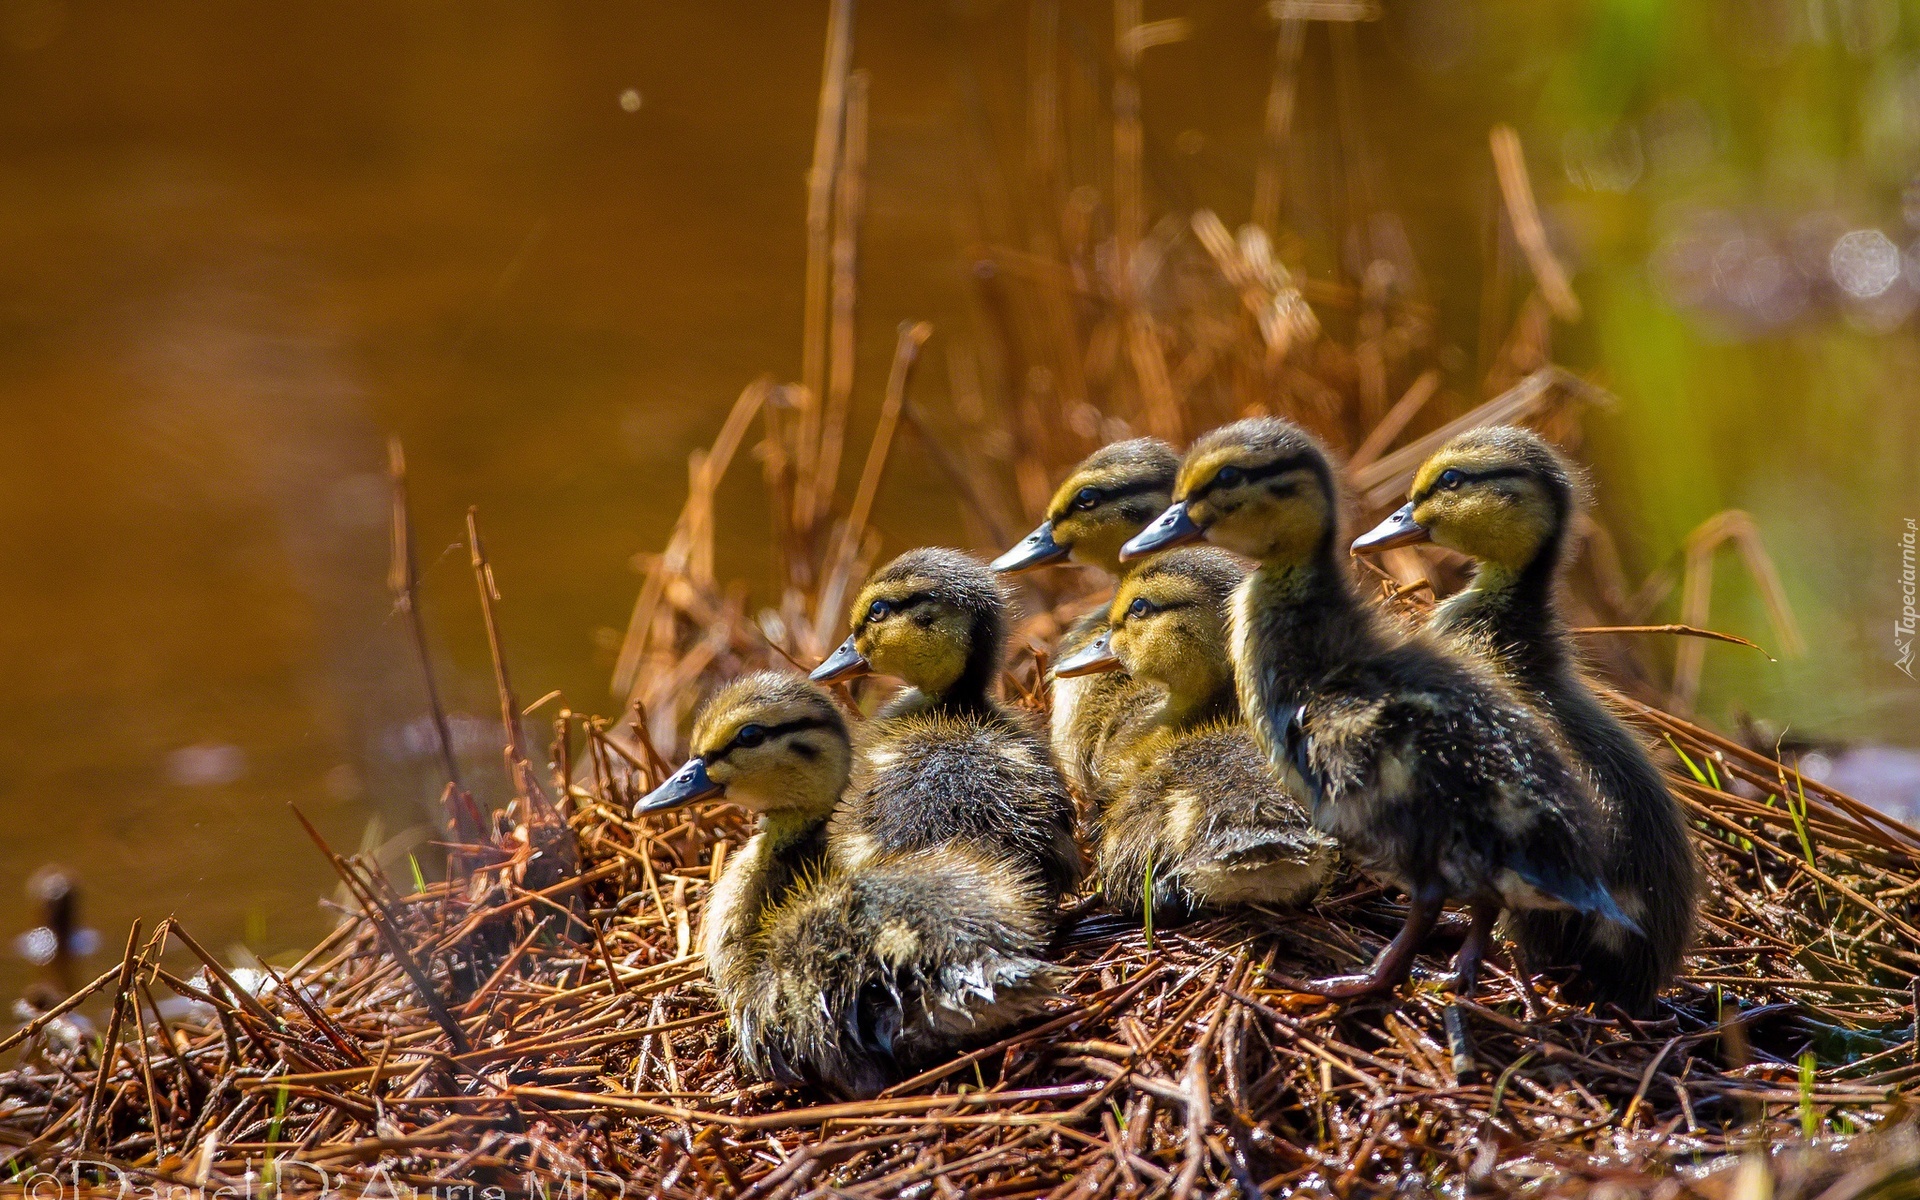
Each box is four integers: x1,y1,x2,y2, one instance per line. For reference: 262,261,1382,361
1448,899,1501,998
1306,884,1443,1000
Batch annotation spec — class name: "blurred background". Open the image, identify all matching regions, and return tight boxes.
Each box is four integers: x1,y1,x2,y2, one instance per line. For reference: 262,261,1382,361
1,0,1915,1002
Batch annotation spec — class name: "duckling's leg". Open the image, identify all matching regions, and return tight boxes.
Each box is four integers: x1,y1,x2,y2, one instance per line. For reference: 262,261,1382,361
1307,882,1444,1000
1448,899,1502,997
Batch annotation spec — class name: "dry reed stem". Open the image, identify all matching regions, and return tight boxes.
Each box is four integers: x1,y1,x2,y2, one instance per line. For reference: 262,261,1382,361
809,68,870,539
1490,124,1582,323
1251,15,1307,238
798,0,857,473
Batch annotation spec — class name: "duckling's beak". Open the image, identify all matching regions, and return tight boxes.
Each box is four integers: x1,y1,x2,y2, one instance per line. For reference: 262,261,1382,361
1053,631,1122,678
1120,502,1202,560
634,757,720,816
991,520,1070,573
1351,502,1429,554
810,634,871,683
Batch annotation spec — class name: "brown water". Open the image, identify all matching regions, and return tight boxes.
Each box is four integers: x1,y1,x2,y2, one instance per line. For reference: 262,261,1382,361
0,0,982,1001
2,1,1915,1005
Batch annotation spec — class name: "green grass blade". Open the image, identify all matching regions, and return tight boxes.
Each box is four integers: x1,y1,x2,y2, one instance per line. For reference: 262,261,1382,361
1665,735,1709,784
1799,1051,1817,1137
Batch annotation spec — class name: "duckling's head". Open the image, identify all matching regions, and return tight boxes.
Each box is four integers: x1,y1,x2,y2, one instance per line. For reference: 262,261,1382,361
1059,548,1242,705
1351,426,1580,575
634,672,850,821
993,438,1179,577
1121,418,1339,567
811,548,1008,706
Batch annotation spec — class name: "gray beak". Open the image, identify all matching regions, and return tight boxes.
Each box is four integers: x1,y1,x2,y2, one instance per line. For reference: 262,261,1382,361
809,634,871,683
991,520,1070,573
1053,630,1122,678
1351,503,1430,554
1120,502,1203,561
635,757,721,816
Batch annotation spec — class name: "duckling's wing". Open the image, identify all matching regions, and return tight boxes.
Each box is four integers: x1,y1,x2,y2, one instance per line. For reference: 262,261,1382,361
1098,729,1334,916
1416,679,1649,941
1206,820,1333,865
846,852,1062,1045
847,712,1082,897
1505,848,1646,939
1280,705,1324,810
750,849,1062,1098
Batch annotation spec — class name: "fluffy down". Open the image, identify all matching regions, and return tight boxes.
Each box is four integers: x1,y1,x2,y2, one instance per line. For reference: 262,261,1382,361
833,709,1082,900
733,848,1063,1098
1098,723,1335,923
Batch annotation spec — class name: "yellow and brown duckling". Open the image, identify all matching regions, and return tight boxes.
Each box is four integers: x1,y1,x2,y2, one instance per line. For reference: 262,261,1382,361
1055,548,1334,924
1352,426,1698,1012
633,672,848,1081
992,438,1180,797
812,547,1082,900
635,672,1060,1098
1123,418,1642,999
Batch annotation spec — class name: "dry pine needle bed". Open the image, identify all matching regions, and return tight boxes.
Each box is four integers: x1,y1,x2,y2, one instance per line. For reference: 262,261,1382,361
1,686,1917,1199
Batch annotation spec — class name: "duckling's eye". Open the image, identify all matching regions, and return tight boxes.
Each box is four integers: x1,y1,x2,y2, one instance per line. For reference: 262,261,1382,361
1213,465,1244,488
1072,486,1101,511
866,599,891,622
1438,468,1466,490
734,724,766,749
1127,597,1152,620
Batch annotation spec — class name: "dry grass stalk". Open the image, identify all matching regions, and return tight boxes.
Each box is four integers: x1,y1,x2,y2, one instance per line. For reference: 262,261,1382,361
809,68,870,540
797,0,858,470
1490,124,1583,324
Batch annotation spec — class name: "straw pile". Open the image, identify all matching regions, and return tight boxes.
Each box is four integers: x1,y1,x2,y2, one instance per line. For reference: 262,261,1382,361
5,3,1916,1195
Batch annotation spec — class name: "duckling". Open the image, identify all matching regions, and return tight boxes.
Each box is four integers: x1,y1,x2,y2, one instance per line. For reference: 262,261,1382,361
635,672,1060,1098
811,547,1082,899
632,671,848,1076
992,439,1180,797
1054,548,1335,924
1352,426,1698,1012
1122,418,1642,999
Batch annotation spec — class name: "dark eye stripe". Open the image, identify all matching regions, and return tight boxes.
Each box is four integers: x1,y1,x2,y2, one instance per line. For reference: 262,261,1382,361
1411,466,1531,505
1051,477,1168,521
1192,453,1315,499
1120,597,1197,623
708,716,835,762
863,592,935,626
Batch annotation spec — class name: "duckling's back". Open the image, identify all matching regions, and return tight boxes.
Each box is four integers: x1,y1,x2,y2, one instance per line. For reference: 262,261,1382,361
1098,722,1336,921
738,846,1062,1098
1508,671,1697,1011
1434,591,1699,1012
1284,637,1631,930
834,707,1081,899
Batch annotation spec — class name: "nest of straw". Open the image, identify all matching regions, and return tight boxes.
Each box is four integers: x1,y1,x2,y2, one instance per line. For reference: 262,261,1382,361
2,658,1917,1199
5,4,1916,1195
